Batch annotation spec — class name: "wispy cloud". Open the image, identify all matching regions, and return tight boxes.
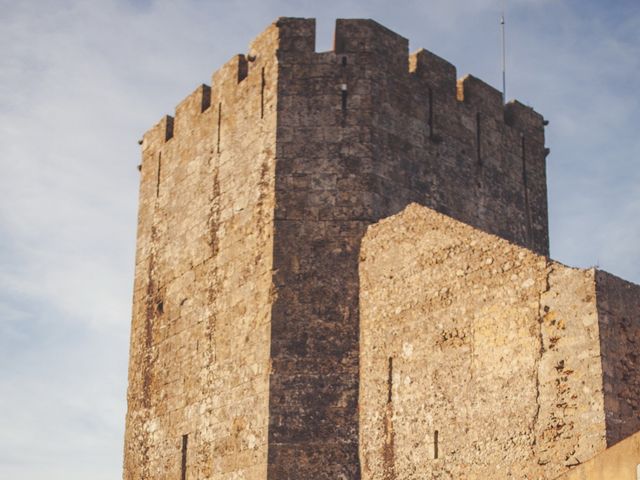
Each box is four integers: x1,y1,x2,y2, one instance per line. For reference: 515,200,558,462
0,1,638,478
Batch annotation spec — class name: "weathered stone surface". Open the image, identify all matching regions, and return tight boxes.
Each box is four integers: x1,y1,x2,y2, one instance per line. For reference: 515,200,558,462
595,271,640,447
359,204,640,480
125,16,556,480
269,17,549,479
555,430,640,480
123,23,281,480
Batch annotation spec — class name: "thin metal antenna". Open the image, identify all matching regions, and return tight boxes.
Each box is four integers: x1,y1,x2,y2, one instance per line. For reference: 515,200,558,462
501,3,507,103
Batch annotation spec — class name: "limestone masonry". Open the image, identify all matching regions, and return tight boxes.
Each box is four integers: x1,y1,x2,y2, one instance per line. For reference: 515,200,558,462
360,205,640,480
123,17,639,480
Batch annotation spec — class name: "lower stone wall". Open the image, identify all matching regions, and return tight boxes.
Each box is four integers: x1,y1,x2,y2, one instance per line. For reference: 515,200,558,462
359,204,612,479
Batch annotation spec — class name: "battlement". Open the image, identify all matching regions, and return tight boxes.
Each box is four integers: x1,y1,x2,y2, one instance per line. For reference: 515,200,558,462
142,17,546,152
409,48,457,97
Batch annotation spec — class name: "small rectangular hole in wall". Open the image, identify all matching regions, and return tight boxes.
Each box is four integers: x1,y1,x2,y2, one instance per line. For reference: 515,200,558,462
428,87,434,139
165,116,174,141
217,103,222,154
341,56,347,67
260,67,265,119
387,357,393,404
156,152,162,198
476,112,482,165
201,85,211,112
237,56,248,83
181,434,188,480
434,430,439,459
341,84,348,115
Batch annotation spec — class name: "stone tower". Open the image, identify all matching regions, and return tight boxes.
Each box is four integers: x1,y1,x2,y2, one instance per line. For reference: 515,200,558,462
124,18,550,479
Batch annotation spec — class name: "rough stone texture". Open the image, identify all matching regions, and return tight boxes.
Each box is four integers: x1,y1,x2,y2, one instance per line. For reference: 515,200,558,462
555,430,640,480
123,24,280,480
359,204,640,480
124,17,552,479
596,271,640,446
269,18,548,479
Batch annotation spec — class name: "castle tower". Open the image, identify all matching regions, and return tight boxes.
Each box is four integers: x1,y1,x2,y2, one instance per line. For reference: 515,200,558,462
124,18,549,479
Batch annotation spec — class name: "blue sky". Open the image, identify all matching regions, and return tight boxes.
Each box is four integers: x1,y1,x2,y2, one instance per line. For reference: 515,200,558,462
0,1,638,478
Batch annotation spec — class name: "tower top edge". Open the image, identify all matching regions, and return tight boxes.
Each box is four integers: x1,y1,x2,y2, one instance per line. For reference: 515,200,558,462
141,17,545,146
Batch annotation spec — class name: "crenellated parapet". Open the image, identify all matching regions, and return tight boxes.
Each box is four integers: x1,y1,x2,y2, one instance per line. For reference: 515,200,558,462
142,17,546,152
409,48,457,99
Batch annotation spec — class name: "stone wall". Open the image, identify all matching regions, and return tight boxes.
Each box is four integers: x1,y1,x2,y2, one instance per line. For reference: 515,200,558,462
123,24,281,480
126,17,552,479
596,271,640,446
360,204,639,479
269,18,549,479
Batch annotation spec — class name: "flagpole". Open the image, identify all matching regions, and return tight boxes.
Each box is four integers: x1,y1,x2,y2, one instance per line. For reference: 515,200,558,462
501,4,507,103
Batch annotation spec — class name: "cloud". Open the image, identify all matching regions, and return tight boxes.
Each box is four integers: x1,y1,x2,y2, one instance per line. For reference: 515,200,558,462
0,1,638,478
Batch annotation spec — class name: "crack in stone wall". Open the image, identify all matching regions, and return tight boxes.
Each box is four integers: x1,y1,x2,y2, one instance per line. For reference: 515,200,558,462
530,261,552,455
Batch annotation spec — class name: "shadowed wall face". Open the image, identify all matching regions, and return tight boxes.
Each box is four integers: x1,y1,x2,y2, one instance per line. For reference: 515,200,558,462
596,271,640,446
269,18,548,479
